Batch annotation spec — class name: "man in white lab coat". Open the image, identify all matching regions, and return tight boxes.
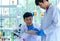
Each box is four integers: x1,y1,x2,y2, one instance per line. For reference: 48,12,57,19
35,0,60,41
20,12,41,41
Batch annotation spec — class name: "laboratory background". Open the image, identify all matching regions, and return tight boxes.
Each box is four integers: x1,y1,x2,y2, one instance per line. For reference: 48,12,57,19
0,0,60,41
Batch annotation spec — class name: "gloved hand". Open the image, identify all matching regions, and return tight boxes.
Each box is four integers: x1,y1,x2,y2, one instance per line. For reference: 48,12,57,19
37,29,45,36
28,25,45,36
28,25,40,34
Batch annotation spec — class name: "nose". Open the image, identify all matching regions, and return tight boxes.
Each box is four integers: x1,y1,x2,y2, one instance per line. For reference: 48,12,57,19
28,20,31,23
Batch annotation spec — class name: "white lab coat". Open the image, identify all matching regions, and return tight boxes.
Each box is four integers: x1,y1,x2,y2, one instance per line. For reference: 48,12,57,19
20,23,41,41
41,4,60,41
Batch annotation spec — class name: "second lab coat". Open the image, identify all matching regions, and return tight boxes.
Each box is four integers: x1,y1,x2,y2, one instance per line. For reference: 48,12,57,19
41,4,60,41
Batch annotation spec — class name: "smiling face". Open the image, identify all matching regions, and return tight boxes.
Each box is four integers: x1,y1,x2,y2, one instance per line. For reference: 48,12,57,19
24,16,33,26
23,12,33,26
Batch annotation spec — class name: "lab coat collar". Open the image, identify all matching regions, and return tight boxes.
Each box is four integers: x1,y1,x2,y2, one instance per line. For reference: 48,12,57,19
46,4,53,12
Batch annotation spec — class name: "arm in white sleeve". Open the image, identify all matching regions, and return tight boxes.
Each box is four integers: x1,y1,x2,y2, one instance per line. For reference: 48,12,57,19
44,8,60,35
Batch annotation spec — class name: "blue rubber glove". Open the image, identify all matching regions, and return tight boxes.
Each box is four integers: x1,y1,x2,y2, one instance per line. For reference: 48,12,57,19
37,29,45,36
28,25,34,30
32,28,39,33
28,25,40,34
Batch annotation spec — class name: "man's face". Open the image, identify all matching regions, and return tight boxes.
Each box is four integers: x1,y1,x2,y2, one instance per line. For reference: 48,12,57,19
24,17,33,26
39,1,47,9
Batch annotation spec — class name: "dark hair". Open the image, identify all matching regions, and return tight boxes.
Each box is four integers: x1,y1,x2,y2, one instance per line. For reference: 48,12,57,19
35,0,48,6
23,12,33,19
